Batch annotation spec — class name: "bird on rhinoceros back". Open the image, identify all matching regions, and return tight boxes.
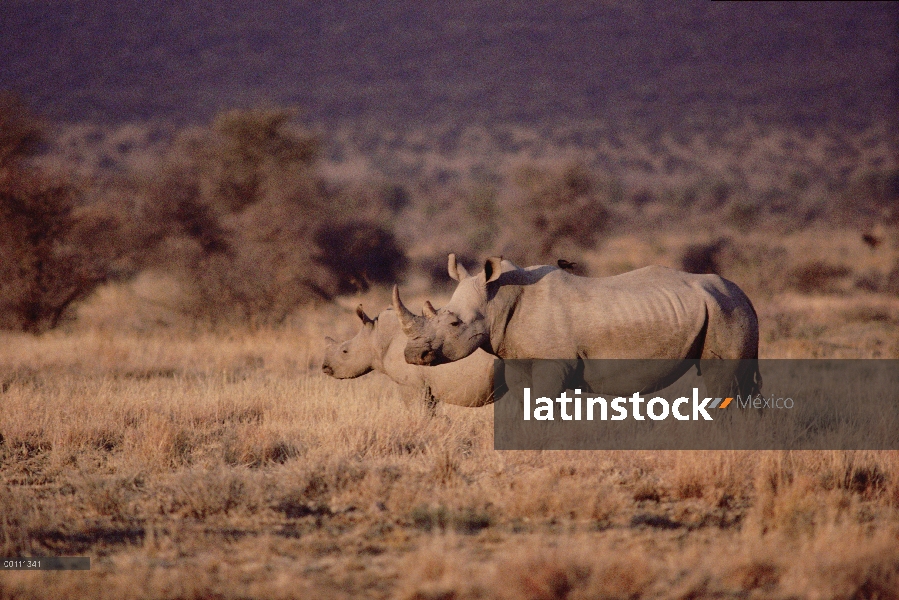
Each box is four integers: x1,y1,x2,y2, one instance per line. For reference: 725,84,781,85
392,254,761,400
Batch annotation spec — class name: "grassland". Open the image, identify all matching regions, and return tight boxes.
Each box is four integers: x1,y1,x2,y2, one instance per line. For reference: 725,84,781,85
3,26,899,589
1,1,897,595
2,222,899,599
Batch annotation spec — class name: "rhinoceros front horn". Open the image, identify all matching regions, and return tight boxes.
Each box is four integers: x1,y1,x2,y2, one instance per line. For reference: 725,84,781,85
392,285,419,335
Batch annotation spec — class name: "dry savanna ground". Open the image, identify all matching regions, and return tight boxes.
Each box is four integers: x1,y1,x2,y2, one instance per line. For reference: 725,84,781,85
2,226,899,600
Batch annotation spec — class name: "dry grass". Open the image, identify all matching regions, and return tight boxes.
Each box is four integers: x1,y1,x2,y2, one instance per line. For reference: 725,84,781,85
3,114,899,597
3,237,899,599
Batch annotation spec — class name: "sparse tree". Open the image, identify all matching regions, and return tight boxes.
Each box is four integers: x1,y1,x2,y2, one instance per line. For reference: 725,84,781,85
508,164,611,263
144,107,407,326
0,93,44,171
0,96,138,332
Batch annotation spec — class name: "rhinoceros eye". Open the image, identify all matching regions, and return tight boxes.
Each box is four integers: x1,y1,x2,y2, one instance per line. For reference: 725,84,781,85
342,348,348,354
450,319,461,327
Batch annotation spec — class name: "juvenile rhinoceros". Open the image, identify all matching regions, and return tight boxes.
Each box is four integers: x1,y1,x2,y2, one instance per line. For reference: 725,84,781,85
322,304,501,411
393,255,761,399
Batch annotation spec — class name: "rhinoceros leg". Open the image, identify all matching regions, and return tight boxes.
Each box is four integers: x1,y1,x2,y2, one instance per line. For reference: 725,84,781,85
501,359,576,407
423,387,439,416
697,279,761,400
398,385,439,416
529,360,572,400
699,302,761,399
698,358,762,401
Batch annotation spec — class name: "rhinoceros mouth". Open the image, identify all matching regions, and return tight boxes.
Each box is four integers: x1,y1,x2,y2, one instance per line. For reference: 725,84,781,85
405,345,444,366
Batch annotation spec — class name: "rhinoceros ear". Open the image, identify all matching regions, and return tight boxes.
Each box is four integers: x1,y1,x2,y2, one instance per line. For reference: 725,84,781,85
448,253,470,281
484,256,503,284
423,301,437,318
355,304,374,326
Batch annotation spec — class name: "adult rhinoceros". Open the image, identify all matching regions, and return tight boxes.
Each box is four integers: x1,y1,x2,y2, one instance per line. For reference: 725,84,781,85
393,255,761,399
322,305,501,411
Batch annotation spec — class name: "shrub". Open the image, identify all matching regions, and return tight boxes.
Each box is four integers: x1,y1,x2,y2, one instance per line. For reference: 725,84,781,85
0,94,44,170
831,168,899,227
0,98,138,332
788,260,851,293
143,107,407,325
314,221,407,294
208,108,319,212
886,260,899,296
464,184,499,253
510,164,611,263
728,201,762,230
680,238,730,274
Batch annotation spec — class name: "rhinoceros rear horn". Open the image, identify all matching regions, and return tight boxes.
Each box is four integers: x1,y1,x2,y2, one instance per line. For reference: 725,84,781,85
392,285,419,334
355,304,374,326
423,301,437,318
448,253,470,281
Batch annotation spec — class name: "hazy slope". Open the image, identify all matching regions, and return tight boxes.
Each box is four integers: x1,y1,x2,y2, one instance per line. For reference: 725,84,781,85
1,1,895,128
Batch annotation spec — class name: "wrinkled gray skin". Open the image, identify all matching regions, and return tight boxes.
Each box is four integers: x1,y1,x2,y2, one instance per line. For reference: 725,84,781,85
394,254,761,399
322,305,500,410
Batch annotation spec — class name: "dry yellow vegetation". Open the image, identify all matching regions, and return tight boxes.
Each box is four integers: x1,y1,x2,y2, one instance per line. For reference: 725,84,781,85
2,226,899,599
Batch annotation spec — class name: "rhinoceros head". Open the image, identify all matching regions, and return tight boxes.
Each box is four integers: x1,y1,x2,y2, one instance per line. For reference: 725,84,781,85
322,305,378,378
394,254,503,366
